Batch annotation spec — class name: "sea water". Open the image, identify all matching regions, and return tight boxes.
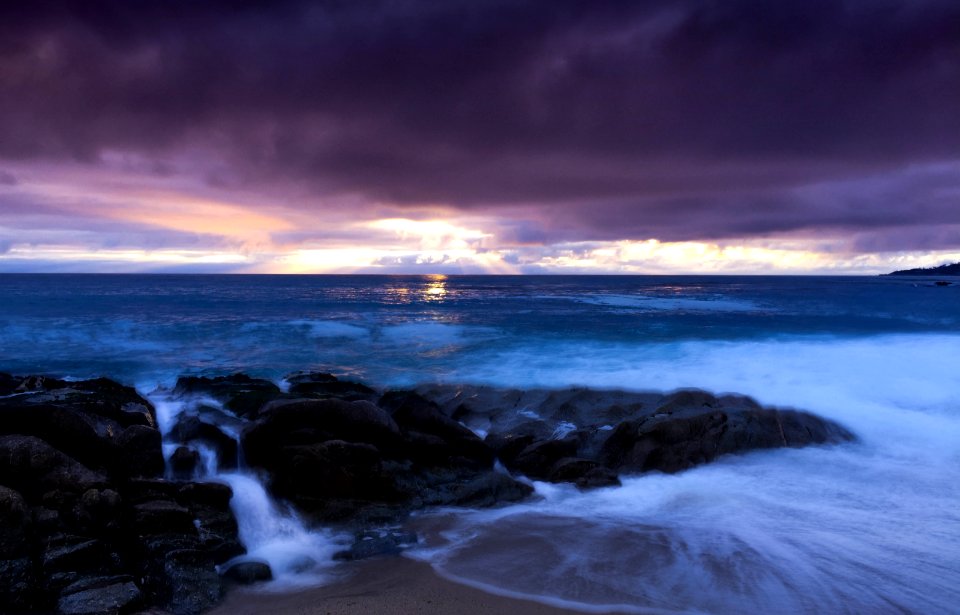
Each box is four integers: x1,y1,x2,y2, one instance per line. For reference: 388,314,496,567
1,274,958,613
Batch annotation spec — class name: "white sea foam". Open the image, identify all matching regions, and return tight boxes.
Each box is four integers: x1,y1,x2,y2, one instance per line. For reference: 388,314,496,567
379,322,495,348
406,333,960,613
574,294,761,312
287,320,369,339
218,473,349,589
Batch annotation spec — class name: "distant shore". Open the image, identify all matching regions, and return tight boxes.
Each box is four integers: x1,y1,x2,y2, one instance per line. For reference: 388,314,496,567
208,557,588,615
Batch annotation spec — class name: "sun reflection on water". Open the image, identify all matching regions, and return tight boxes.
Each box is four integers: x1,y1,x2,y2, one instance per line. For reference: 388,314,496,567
423,275,448,302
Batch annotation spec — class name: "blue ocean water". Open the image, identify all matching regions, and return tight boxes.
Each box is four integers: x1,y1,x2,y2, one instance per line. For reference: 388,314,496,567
2,274,959,613
0,274,956,386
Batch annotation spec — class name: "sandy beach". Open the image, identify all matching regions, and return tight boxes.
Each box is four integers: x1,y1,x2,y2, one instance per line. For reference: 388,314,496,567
208,557,588,615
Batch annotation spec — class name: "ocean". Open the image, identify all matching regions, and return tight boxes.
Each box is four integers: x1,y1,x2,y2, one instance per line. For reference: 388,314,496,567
2,274,959,613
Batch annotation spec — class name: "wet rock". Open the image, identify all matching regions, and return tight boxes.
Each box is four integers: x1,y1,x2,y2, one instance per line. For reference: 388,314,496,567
334,529,418,561
220,560,272,585
122,478,180,505
600,404,855,474
0,556,40,612
116,425,165,478
444,472,534,507
510,437,580,480
0,372,19,396
0,485,30,558
43,538,111,574
243,398,403,468
485,432,537,466
132,500,197,536
169,416,239,471
287,372,377,401
266,440,398,502
161,549,222,615
548,458,621,489
73,488,122,532
58,577,142,615
177,482,233,509
380,391,493,468
176,484,243,565
0,435,107,498
173,374,281,419
169,447,201,479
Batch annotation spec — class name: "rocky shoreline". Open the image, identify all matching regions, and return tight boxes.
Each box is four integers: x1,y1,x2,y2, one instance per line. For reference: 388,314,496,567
0,371,855,614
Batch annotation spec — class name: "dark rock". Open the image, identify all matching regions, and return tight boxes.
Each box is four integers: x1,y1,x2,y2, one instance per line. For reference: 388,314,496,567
161,549,222,615
445,472,534,507
131,500,197,536
242,398,402,469
2,376,155,427
0,372,18,396
0,435,107,498
600,404,855,474
333,529,418,561
173,374,281,419
122,479,179,505
170,447,201,479
0,485,30,558
511,437,580,480
548,458,620,489
169,416,239,471
485,432,536,465
380,391,493,468
0,401,117,474
289,377,377,401
73,488,122,532
177,482,233,509
220,560,272,585
58,579,142,615
176,483,242,565
116,425,165,478
265,440,400,503
43,538,110,574
0,555,38,611
285,371,338,385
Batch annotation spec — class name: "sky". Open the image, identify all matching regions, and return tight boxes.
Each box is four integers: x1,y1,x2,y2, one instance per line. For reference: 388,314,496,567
0,0,958,274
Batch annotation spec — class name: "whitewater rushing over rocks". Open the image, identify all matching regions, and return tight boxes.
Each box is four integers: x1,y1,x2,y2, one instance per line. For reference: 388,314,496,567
0,369,856,613
2,273,960,613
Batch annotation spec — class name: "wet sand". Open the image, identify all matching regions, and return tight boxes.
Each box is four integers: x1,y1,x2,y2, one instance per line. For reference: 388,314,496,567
207,556,587,615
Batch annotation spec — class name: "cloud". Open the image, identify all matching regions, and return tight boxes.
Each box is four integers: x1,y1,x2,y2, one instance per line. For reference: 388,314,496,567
0,0,958,257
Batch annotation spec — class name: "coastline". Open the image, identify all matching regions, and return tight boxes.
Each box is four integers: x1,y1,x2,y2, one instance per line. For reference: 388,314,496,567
208,557,590,615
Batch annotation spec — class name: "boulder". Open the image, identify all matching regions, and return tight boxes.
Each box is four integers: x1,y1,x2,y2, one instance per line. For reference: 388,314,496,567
444,472,534,508
130,500,197,536
510,437,580,479
169,416,239,471
0,555,38,611
116,425,165,478
265,440,399,503
220,560,272,585
0,485,30,558
548,458,620,489
57,577,142,615
173,374,281,419
0,435,107,498
242,398,403,468
169,447,201,479
379,391,494,468
333,530,418,561
287,374,377,401
73,488,122,533
161,549,222,615
600,405,855,474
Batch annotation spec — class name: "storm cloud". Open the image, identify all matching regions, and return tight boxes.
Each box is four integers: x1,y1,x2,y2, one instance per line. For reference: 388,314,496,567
1,0,958,250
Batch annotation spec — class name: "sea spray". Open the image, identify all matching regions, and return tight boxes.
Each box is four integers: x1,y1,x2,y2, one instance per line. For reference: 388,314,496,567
149,392,349,587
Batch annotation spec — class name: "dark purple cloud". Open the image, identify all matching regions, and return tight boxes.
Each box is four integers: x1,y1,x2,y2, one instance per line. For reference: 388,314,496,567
1,0,958,247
